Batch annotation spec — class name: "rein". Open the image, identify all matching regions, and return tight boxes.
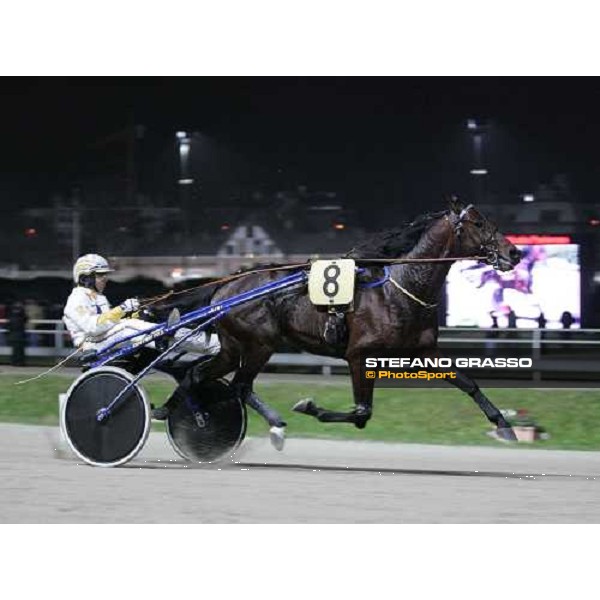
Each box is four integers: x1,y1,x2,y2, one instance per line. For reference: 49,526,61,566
138,262,310,308
354,256,488,264
139,206,495,309
138,253,490,309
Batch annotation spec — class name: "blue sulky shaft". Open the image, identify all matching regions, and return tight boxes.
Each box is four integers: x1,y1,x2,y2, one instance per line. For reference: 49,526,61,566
92,269,307,365
93,270,308,420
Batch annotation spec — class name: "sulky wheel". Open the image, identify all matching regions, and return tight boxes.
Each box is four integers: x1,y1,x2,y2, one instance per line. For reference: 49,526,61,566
60,366,151,467
165,379,247,463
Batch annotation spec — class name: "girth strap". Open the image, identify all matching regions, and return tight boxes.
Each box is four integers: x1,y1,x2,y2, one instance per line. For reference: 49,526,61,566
357,266,390,289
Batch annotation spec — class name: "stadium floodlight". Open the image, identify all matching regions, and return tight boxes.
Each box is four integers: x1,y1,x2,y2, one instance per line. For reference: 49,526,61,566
176,131,188,139
178,139,190,159
470,169,488,175
467,119,478,130
523,194,535,202
178,178,194,185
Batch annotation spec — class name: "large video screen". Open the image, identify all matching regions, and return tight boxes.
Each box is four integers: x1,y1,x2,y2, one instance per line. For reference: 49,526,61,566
445,242,580,329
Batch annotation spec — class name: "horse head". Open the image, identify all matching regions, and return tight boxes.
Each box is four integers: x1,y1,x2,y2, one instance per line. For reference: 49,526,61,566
448,198,521,272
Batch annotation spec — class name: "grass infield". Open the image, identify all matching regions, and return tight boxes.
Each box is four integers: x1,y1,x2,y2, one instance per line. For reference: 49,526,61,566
1,373,599,450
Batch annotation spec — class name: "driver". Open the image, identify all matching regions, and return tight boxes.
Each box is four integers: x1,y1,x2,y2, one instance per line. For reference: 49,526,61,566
63,253,221,357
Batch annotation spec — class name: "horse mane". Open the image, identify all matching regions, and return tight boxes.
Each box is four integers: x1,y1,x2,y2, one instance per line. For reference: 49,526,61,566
232,208,449,268
345,210,447,259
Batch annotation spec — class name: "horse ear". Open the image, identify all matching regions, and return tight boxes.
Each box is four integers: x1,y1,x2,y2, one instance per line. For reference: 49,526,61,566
449,195,464,215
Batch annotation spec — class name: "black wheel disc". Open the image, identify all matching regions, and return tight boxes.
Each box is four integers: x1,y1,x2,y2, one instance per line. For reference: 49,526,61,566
166,380,247,463
62,367,150,467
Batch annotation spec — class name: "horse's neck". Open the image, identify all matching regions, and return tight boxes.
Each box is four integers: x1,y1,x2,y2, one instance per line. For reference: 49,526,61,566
393,217,455,303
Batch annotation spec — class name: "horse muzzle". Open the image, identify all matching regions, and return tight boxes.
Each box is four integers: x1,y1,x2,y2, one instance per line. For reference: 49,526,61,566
495,247,522,271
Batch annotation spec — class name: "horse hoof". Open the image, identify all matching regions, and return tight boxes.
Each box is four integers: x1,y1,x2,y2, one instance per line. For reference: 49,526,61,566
269,426,286,451
292,398,316,415
487,427,517,443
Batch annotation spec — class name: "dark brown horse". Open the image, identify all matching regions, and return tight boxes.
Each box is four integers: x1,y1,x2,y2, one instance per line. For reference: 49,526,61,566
152,199,522,447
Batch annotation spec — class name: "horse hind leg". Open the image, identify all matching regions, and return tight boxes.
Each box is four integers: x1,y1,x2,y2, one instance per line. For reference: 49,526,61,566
151,342,240,420
231,348,288,451
234,382,286,428
234,385,287,451
293,357,374,429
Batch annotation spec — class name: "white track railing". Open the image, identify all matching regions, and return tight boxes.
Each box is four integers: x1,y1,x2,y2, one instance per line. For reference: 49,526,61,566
0,319,599,377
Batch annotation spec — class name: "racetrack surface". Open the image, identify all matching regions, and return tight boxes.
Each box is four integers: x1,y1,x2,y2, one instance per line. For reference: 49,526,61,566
2,423,599,523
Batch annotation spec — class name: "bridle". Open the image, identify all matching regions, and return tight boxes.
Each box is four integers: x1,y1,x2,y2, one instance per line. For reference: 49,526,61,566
451,204,502,269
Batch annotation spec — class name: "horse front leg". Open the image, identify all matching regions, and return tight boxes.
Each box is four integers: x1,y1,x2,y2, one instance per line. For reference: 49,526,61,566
293,356,375,429
417,345,517,442
446,368,517,441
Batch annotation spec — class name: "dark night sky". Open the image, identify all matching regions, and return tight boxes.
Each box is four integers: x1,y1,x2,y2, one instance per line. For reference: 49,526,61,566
2,77,600,214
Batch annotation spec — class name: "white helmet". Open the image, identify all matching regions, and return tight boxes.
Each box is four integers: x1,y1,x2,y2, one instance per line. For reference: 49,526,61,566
73,254,114,283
